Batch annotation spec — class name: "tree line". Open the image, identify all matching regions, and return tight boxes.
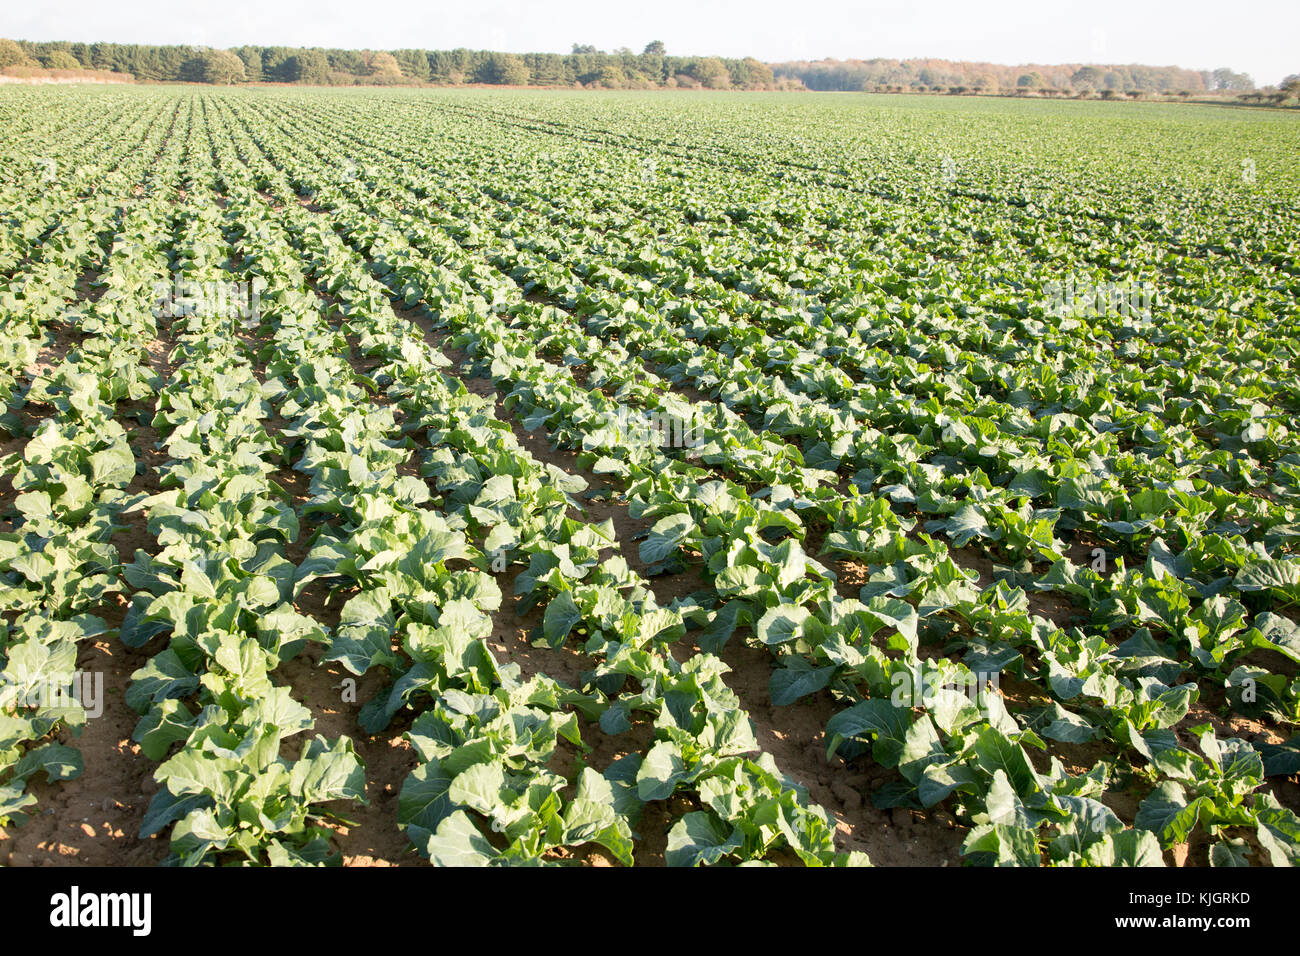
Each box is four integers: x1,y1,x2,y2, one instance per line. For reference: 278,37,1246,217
0,37,1283,99
0,39,784,89
774,58,1256,94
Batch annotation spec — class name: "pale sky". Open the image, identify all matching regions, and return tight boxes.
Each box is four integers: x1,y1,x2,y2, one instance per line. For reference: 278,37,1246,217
3,0,1295,86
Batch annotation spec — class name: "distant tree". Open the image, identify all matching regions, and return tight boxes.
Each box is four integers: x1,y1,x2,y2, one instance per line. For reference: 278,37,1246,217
156,46,190,79
284,50,330,84
216,49,247,83
689,56,730,89
10,39,1234,101
430,47,473,84
188,49,246,84
179,49,245,84
479,52,529,85
0,38,33,68
1282,74,1300,97
367,51,403,79
1211,67,1254,92
393,49,430,81
596,63,624,88
89,42,117,70
1071,65,1103,91
234,45,263,81
329,50,367,75
179,50,211,82
450,48,476,76
42,50,81,70
426,50,452,83
527,52,568,85
732,57,774,89
263,47,293,81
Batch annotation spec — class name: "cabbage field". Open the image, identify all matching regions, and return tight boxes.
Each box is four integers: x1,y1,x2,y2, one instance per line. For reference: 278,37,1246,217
1,86,1298,867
